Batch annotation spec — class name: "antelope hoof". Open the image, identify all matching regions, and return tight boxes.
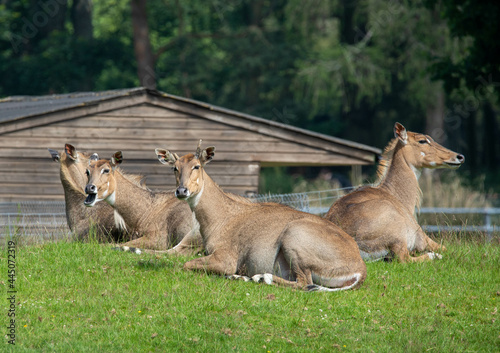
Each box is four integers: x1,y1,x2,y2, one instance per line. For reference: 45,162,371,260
226,275,251,282
428,252,442,260
251,273,273,285
306,284,320,292
112,246,142,255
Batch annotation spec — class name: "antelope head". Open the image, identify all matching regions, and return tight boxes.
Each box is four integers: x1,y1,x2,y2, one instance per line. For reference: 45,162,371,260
394,122,464,170
84,152,122,207
156,140,215,205
48,144,95,193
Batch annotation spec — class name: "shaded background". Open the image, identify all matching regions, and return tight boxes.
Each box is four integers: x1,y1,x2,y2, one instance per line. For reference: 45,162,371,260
1,0,499,197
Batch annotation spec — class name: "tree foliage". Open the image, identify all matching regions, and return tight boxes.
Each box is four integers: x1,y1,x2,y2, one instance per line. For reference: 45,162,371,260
0,0,499,186
426,0,500,98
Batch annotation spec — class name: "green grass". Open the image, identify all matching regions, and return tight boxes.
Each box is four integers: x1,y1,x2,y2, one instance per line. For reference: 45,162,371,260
2,238,499,352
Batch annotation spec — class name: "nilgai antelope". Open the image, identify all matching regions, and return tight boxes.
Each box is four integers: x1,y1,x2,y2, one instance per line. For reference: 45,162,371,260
325,122,465,263
48,144,128,241
83,152,202,255
155,141,366,291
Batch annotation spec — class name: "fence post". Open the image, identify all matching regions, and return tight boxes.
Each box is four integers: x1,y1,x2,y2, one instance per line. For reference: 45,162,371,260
485,210,492,242
8,214,12,237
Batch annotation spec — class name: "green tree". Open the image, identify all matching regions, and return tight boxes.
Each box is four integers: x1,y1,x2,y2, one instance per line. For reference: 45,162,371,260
427,0,500,98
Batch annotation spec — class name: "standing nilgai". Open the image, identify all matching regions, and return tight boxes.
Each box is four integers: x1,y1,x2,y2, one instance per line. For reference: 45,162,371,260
325,122,465,263
48,144,128,241
83,152,202,255
155,141,366,291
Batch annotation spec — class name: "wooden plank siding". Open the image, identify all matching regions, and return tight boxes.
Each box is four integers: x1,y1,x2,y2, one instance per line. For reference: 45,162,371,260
0,104,263,201
0,89,380,202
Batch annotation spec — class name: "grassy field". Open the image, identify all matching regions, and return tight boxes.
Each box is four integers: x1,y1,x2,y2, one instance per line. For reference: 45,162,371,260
2,236,499,352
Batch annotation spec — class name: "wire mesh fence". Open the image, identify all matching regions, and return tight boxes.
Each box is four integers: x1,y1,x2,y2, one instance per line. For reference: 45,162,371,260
246,186,356,214
1,188,499,241
0,201,69,239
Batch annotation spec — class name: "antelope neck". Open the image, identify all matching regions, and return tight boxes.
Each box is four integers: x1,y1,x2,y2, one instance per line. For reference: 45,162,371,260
379,143,421,214
190,170,239,234
108,171,153,228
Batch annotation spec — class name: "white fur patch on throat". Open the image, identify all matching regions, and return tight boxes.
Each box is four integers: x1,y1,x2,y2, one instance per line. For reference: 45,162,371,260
410,165,422,180
106,191,116,206
187,185,203,209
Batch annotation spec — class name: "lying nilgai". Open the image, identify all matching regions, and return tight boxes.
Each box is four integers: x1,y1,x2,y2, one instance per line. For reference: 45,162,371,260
48,144,128,241
155,141,366,291
83,151,202,255
325,122,465,263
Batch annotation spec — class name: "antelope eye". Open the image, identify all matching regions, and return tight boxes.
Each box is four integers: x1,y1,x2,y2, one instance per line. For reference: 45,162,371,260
193,165,201,170
102,169,110,174
172,166,179,172
85,169,90,176
418,139,428,144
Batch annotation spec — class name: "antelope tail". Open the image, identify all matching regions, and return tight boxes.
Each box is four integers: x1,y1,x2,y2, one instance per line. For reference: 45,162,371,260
306,273,363,292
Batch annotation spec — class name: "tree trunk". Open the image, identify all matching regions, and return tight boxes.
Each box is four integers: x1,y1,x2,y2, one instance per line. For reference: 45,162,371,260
71,0,93,40
466,110,477,176
482,101,498,172
243,0,263,109
425,87,445,144
340,0,359,45
131,0,156,89
71,0,93,91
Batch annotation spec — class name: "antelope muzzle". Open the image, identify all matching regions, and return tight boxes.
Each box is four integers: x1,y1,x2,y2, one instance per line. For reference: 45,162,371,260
175,186,190,199
84,184,98,207
444,153,465,168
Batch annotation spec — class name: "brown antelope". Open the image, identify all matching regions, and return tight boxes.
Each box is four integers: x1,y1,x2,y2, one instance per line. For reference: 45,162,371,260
84,152,202,255
325,122,465,263
48,144,129,241
155,141,366,291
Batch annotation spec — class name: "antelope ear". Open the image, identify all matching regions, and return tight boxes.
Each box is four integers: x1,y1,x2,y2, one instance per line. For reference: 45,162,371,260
394,122,408,145
65,143,78,161
111,151,123,169
200,146,216,166
48,148,60,162
155,148,178,165
89,153,99,162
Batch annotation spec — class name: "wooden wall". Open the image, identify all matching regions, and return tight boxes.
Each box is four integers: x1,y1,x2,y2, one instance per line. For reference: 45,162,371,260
0,104,263,201
0,101,377,202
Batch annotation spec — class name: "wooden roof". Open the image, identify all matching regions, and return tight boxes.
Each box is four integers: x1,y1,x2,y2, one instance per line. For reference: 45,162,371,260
0,88,380,166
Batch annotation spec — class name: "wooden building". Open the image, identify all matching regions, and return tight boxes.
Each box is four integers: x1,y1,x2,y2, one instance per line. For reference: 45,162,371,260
0,88,381,202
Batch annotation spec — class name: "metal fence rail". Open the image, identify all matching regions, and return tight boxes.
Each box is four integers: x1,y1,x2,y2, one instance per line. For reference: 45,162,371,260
419,207,500,239
1,193,499,241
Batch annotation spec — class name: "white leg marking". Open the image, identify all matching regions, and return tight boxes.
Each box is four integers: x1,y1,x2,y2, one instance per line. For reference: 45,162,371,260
226,275,251,282
263,273,273,285
359,250,389,262
250,273,273,285
428,252,442,260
